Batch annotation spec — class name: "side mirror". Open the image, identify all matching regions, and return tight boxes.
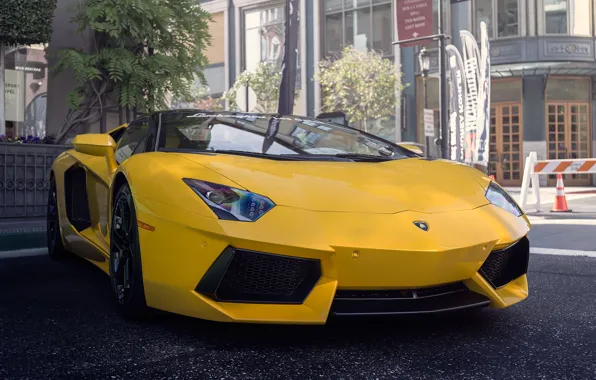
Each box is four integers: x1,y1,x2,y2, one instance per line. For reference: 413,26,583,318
397,142,425,156
72,134,118,174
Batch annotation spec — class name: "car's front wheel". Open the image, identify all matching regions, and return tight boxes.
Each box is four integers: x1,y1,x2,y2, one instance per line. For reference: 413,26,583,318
109,183,148,318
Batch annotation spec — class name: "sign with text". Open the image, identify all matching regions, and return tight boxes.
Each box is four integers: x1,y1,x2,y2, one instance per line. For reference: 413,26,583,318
5,69,25,123
424,109,434,137
396,0,434,47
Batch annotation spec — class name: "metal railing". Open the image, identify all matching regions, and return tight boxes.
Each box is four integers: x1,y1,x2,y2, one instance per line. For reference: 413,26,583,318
0,143,71,218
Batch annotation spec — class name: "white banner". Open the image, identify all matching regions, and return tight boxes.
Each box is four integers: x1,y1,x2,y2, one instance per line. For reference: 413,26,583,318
459,29,482,165
446,45,466,162
476,22,491,168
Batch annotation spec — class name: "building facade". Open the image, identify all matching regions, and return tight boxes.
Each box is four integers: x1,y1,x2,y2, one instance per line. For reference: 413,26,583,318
4,0,595,185
411,0,596,186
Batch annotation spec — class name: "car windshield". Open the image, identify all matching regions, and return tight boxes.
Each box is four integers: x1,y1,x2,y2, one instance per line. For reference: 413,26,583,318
157,111,418,161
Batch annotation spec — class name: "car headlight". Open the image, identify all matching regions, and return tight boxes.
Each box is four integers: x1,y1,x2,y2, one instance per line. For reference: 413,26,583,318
183,179,275,222
485,181,523,217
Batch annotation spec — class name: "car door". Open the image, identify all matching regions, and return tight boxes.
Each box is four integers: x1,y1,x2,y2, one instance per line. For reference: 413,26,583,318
81,118,151,253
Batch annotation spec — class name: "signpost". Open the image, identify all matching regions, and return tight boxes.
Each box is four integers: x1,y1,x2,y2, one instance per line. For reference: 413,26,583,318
395,0,434,47
393,0,450,160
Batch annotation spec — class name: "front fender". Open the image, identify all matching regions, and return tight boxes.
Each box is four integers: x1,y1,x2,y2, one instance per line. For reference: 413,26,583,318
114,152,242,220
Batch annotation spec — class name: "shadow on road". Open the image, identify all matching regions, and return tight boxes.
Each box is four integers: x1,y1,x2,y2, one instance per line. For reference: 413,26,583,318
0,253,510,349
2,251,595,379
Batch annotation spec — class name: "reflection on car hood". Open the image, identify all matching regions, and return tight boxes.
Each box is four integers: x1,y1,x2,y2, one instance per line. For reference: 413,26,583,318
175,153,491,214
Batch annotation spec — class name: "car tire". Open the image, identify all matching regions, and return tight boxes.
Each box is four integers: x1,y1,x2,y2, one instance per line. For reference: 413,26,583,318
109,183,149,319
47,176,69,260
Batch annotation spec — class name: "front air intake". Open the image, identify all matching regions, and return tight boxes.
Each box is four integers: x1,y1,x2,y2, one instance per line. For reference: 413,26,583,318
196,247,321,304
479,236,530,288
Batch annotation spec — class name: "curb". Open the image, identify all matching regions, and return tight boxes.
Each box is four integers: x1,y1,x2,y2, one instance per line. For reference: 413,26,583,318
0,227,47,252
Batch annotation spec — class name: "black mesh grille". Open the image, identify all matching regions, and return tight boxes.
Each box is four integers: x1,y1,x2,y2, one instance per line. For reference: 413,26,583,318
196,247,321,304
480,236,530,289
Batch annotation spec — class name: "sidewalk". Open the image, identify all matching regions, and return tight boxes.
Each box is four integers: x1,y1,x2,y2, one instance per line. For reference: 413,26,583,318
505,186,596,215
0,218,46,252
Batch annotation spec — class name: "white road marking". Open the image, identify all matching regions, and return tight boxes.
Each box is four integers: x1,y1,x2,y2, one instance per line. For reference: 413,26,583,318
530,247,596,258
1,247,595,260
527,218,596,226
0,248,47,259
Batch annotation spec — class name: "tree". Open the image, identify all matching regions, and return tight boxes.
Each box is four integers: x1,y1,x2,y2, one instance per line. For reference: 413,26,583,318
52,0,212,143
315,46,407,132
224,62,298,113
0,0,57,135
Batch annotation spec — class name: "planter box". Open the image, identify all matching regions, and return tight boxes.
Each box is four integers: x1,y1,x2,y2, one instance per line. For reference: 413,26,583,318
0,143,71,218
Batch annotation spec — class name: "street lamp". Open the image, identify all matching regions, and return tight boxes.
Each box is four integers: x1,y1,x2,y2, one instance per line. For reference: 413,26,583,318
418,47,430,156
418,47,431,77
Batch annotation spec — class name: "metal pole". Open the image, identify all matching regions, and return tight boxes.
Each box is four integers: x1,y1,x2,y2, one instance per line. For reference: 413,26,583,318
423,75,429,157
245,79,250,112
0,42,5,136
438,0,449,159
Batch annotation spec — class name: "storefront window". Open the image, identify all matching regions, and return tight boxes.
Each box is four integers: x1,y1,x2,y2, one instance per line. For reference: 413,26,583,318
545,0,568,33
475,0,520,38
475,0,494,37
544,0,591,35
323,0,393,58
244,5,300,84
497,0,519,37
2,45,48,139
546,77,591,101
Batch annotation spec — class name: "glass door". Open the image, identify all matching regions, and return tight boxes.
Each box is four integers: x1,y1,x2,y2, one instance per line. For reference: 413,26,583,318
546,102,592,186
489,103,523,186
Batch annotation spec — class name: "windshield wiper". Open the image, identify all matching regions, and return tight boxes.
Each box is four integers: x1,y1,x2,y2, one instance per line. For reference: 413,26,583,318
333,153,393,161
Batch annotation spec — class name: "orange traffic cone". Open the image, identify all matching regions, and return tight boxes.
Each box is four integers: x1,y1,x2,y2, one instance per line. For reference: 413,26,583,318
551,174,571,212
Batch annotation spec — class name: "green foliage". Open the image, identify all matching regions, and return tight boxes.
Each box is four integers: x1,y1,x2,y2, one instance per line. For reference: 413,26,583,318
0,0,57,45
171,74,223,111
52,0,212,141
224,62,298,113
315,46,407,131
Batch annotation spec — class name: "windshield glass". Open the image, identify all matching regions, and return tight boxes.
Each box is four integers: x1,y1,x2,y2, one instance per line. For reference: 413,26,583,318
157,111,418,160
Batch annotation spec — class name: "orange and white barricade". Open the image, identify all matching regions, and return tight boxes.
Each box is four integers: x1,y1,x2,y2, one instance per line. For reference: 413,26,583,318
520,152,596,212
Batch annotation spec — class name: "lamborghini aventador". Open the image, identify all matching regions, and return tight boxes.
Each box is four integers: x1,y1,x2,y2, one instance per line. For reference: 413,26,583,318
47,110,531,323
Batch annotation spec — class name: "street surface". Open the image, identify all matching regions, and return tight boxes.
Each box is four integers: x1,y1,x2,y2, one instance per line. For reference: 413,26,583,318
1,191,595,379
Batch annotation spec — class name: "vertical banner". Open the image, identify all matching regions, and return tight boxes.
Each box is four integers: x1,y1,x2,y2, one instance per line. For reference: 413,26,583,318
459,29,482,165
446,45,466,162
277,0,300,115
476,22,491,168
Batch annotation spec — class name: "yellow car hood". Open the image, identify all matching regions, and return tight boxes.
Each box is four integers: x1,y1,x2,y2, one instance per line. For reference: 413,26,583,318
176,154,490,214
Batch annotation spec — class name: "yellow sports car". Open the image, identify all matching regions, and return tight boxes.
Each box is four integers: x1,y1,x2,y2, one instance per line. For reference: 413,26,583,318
48,110,531,324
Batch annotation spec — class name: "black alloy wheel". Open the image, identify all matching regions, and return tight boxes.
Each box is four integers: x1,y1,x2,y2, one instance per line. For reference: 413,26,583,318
109,183,148,318
47,176,68,259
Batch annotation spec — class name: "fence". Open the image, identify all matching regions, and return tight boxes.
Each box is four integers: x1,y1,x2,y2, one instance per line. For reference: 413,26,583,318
0,143,71,218
519,151,596,212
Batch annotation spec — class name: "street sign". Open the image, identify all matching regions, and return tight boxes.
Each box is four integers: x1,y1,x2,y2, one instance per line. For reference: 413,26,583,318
396,0,434,47
424,109,434,137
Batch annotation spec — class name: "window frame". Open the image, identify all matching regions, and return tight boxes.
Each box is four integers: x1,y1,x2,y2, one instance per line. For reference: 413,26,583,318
473,0,526,39
538,0,593,36
239,0,302,111
320,0,402,60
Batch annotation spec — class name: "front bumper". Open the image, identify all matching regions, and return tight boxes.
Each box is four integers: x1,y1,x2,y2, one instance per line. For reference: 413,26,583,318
134,195,531,324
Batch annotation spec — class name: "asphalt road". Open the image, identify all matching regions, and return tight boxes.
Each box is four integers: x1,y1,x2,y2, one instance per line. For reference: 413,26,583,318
1,249,595,379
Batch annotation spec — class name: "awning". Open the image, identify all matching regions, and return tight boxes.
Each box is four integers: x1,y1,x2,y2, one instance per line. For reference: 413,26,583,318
491,61,596,78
